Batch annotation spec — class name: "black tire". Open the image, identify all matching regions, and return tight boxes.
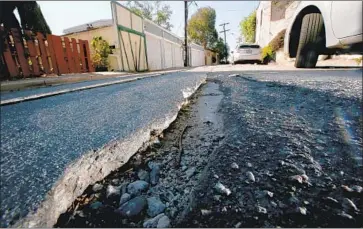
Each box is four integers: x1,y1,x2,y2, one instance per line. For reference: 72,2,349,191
295,13,324,68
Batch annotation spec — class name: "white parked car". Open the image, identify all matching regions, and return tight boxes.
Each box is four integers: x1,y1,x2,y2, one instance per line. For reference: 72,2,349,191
284,1,363,68
231,44,262,64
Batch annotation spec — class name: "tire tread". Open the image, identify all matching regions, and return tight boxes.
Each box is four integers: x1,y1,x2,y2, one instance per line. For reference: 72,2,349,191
295,13,324,68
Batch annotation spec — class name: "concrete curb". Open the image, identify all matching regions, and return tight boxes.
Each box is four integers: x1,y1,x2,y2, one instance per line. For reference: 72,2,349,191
1,73,126,92
1,69,187,106
0,68,190,92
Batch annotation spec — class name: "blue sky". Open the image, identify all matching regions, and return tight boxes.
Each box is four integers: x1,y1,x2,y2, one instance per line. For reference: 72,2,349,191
37,1,259,49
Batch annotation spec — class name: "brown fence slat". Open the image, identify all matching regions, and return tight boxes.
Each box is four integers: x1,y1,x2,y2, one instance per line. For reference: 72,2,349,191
71,38,81,73
24,30,40,75
3,29,94,78
46,34,60,75
1,26,19,77
63,37,75,73
84,40,94,72
11,28,31,77
79,40,87,72
49,35,68,74
2,34,19,77
36,32,51,74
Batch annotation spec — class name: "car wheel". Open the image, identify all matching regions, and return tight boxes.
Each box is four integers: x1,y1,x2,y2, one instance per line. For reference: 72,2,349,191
295,13,324,68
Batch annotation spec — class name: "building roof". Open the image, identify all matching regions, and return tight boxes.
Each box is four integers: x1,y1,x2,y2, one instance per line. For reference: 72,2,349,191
63,19,113,35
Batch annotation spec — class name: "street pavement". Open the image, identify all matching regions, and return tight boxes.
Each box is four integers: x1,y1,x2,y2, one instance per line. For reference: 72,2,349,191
0,69,186,102
0,70,206,227
180,65,362,227
0,63,362,227
0,74,142,101
55,64,362,228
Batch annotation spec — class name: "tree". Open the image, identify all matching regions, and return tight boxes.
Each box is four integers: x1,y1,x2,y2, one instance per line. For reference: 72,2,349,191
187,7,218,49
213,37,229,61
126,1,173,31
239,10,256,43
91,36,111,71
0,1,51,77
0,1,51,34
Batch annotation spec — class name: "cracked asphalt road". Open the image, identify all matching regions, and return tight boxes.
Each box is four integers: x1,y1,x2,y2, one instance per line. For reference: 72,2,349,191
55,65,362,228
179,66,362,227
0,70,206,227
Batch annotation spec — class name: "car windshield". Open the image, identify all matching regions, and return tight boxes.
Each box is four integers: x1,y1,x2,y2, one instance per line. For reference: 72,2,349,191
239,44,260,49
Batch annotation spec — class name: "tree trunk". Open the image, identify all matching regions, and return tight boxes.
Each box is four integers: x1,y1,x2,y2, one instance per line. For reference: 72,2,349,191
0,2,21,30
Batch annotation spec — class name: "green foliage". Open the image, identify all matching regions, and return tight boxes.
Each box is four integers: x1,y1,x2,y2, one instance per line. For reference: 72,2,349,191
239,11,256,43
188,6,228,60
187,7,217,49
261,29,286,63
213,37,229,61
261,45,274,62
91,36,111,69
353,56,362,66
127,1,173,31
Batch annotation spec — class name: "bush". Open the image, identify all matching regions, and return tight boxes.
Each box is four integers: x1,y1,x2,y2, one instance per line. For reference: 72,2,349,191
353,56,362,65
240,11,257,43
261,45,274,63
91,36,111,71
261,29,286,63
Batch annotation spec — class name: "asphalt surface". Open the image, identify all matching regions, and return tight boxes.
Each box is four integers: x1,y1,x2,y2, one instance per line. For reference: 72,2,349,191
53,65,362,228
180,67,362,227
0,74,154,101
0,71,206,227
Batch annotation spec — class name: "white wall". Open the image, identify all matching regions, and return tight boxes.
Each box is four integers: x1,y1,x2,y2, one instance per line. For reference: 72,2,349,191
111,3,205,71
256,1,300,47
112,2,147,71
145,33,162,70
145,32,185,71
190,48,205,67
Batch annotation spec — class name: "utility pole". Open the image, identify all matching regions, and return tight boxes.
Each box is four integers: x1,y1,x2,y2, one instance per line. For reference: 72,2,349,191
184,0,188,67
184,1,197,67
219,22,230,62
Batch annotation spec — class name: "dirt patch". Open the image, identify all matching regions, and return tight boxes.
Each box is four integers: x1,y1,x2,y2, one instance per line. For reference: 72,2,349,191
54,80,225,228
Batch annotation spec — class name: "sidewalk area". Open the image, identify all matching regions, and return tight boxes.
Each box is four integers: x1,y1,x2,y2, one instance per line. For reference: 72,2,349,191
0,68,195,105
0,68,189,92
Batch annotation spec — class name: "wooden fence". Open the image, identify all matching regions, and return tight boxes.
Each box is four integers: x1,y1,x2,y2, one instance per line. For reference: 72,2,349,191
1,27,94,80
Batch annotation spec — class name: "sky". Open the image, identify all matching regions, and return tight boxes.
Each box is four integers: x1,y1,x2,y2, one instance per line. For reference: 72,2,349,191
37,1,259,49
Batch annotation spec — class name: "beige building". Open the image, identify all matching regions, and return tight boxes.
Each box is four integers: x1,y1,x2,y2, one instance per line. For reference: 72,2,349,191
204,49,219,65
62,19,122,71
255,1,300,47
61,3,207,72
